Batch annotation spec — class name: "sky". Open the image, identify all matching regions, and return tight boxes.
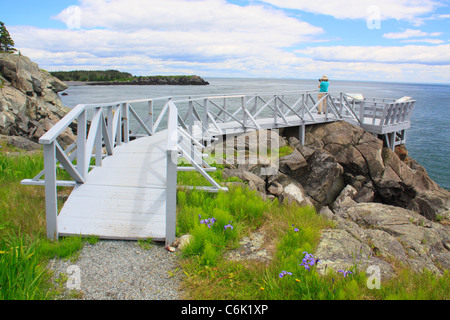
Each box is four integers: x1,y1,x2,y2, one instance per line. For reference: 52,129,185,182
2,0,450,83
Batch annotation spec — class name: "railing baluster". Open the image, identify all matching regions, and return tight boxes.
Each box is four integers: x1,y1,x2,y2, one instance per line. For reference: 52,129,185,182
43,142,58,240
122,103,129,143
148,100,154,135
77,109,87,179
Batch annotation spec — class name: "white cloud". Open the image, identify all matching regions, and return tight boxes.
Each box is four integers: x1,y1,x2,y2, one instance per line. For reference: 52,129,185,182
54,0,322,37
10,0,327,78
7,0,450,83
11,1,324,62
297,44,450,66
401,39,445,44
260,0,439,22
383,29,442,39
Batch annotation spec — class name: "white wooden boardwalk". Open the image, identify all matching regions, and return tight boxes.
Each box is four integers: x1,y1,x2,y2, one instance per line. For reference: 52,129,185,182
57,131,168,240
22,91,415,243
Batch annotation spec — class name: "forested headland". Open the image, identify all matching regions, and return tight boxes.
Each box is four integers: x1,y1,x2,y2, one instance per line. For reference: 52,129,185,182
50,70,133,82
49,70,209,85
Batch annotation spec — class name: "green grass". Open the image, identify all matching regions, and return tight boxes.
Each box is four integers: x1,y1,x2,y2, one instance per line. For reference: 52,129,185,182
0,146,93,300
1,142,449,300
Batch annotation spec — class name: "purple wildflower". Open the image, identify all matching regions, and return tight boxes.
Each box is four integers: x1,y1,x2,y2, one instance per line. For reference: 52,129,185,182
200,217,217,228
300,252,319,271
338,270,353,277
279,271,293,278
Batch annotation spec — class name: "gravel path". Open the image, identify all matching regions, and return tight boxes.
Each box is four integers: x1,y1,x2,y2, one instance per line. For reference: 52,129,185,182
48,240,184,300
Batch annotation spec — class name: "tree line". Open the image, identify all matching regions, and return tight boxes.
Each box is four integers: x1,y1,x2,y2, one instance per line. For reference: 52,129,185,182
50,70,134,82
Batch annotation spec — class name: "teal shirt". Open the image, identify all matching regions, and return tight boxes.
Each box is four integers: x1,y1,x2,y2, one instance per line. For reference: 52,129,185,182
319,81,329,92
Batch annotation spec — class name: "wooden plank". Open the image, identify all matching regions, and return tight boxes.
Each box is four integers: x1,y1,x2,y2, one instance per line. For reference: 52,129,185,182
64,184,166,201
58,216,166,240
59,196,166,220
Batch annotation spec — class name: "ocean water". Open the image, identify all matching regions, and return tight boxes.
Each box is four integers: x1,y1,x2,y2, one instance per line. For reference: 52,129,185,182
60,78,449,189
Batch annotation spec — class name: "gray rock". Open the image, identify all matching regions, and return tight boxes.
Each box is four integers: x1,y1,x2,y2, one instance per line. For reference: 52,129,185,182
408,189,450,221
279,148,307,174
173,234,193,250
315,229,394,279
0,134,41,151
268,181,283,196
222,168,266,193
332,184,358,213
0,53,73,147
225,230,272,264
318,205,335,221
282,183,313,207
297,149,345,207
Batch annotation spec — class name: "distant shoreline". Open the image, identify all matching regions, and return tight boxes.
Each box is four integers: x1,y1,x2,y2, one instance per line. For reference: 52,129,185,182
63,78,209,86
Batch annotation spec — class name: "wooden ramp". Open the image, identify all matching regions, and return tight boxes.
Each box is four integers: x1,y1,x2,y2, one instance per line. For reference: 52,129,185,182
57,131,168,240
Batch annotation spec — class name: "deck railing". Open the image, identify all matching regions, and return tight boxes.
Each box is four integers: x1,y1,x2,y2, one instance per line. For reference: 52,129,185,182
21,97,174,239
21,90,415,240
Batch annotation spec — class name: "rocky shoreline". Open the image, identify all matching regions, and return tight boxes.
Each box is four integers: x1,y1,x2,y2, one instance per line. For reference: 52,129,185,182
206,125,450,278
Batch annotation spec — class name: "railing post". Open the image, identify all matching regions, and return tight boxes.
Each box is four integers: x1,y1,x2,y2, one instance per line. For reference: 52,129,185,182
359,100,365,125
242,96,247,128
203,98,209,146
299,121,305,146
273,95,278,124
223,97,228,122
188,100,195,159
166,149,177,245
122,103,129,143
77,109,87,179
148,100,154,135
43,142,58,240
301,93,305,118
166,102,178,245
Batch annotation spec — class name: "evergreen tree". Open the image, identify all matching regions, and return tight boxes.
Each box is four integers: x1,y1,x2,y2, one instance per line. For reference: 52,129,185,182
0,21,17,53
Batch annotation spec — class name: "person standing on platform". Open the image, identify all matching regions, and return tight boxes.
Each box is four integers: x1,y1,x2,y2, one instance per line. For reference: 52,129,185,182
318,75,329,114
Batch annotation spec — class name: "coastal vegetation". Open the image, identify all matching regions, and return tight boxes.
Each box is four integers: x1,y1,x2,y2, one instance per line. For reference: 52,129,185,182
50,70,133,82
49,70,209,85
1,141,448,300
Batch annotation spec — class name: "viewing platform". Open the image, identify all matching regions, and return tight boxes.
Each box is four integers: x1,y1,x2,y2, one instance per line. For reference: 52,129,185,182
22,90,415,244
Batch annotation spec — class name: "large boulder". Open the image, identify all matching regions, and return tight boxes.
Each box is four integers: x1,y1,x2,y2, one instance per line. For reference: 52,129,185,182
287,121,449,220
0,53,74,148
317,202,450,278
296,148,345,207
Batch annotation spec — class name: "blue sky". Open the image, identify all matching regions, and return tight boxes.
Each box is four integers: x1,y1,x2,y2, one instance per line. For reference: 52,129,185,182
2,0,450,83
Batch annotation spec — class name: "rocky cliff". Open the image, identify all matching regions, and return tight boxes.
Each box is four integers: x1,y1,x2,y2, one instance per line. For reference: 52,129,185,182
0,53,75,148
212,122,450,278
